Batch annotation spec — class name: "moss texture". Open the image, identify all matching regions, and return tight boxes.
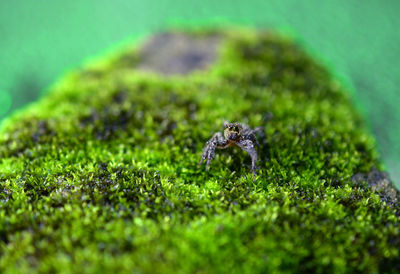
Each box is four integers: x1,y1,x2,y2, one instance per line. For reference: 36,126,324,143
0,29,399,273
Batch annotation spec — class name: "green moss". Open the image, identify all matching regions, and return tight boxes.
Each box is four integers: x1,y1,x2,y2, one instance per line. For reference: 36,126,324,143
0,29,399,273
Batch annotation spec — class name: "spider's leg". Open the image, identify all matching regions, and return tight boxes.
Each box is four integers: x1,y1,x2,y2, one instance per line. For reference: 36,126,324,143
198,141,211,168
206,132,228,171
237,139,258,182
199,132,227,171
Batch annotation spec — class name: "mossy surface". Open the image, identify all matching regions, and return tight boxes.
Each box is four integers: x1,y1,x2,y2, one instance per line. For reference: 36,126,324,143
0,29,399,273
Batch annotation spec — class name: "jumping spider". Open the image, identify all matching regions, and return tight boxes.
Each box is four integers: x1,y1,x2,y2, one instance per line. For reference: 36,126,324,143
199,121,264,181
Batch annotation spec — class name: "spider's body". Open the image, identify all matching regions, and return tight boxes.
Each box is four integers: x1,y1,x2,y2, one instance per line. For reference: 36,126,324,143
198,121,264,181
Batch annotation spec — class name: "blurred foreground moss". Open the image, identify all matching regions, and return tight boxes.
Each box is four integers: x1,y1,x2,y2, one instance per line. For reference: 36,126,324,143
0,29,399,273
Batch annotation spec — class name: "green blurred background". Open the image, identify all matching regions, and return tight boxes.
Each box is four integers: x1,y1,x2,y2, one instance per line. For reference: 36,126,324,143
1,1,399,186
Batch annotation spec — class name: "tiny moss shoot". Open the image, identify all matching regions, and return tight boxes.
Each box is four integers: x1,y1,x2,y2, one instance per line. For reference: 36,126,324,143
0,29,398,273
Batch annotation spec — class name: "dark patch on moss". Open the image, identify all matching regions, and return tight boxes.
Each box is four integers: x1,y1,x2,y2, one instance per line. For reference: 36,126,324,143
31,120,54,142
80,101,136,141
352,168,400,206
0,183,11,203
0,119,57,159
95,108,134,141
138,32,221,75
172,93,199,121
111,90,128,104
156,119,177,140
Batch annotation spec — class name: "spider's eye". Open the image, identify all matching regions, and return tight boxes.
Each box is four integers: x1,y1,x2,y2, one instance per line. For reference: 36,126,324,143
234,126,238,131
229,126,233,130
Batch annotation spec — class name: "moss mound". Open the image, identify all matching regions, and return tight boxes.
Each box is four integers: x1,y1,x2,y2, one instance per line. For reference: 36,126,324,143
0,29,399,273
